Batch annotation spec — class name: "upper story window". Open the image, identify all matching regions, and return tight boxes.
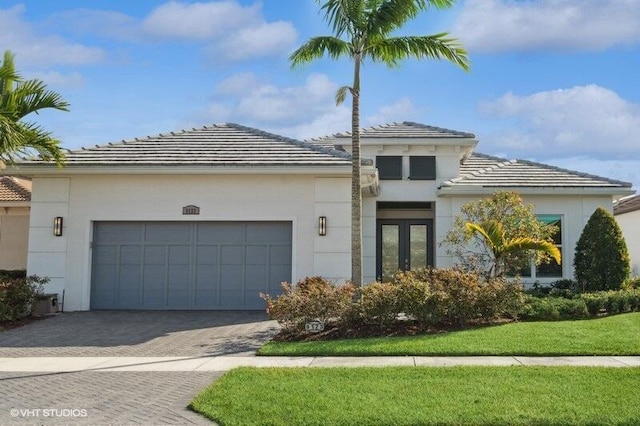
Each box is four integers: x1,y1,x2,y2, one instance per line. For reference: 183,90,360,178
376,156,402,180
409,156,436,180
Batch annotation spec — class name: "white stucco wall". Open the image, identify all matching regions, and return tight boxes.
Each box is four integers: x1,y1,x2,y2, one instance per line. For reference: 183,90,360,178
0,207,30,270
437,194,616,284
616,209,640,277
27,173,351,311
360,143,467,283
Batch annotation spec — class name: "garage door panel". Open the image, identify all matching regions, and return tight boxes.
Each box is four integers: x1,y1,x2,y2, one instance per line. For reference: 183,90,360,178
93,245,117,264
247,222,292,242
220,290,243,307
221,245,244,265
196,246,218,264
198,223,244,243
196,264,217,289
220,265,243,290
145,223,190,243
120,245,142,264
91,221,291,310
246,246,266,264
245,265,267,290
94,223,143,243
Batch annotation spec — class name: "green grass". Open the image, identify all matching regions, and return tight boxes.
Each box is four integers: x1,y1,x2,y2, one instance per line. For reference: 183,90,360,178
190,366,640,426
259,312,640,356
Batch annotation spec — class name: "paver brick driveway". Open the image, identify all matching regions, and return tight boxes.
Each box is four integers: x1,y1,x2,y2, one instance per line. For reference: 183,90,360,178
0,311,279,425
0,310,279,357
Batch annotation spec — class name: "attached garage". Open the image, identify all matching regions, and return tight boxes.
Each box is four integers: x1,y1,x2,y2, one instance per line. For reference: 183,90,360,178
90,221,292,310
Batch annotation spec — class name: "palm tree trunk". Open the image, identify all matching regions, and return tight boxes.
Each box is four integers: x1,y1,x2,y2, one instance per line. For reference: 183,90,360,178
351,54,362,287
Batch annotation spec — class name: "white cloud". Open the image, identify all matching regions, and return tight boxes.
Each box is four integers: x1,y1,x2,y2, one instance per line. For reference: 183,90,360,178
211,21,298,62
478,84,640,159
454,0,640,53
46,1,297,63
0,4,105,66
365,97,418,126
142,1,261,39
206,73,344,128
27,71,85,89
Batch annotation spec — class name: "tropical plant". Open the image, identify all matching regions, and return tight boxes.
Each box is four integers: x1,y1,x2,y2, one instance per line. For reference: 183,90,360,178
290,0,469,285
574,207,630,291
442,191,558,276
0,50,68,166
465,220,561,278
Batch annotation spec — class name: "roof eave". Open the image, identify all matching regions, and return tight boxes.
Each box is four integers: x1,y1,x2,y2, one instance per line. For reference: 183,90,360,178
437,185,635,197
7,163,353,176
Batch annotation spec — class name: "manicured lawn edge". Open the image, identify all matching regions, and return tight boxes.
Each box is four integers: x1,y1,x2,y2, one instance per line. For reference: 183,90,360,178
190,366,640,426
259,312,640,356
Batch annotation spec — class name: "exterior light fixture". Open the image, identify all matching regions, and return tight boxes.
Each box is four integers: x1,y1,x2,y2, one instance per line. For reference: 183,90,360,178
318,216,327,236
53,217,63,237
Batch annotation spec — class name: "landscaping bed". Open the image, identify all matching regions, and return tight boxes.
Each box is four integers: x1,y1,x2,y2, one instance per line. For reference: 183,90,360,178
259,312,640,356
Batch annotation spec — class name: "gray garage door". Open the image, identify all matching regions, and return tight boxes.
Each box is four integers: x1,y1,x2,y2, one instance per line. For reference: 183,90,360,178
90,221,292,310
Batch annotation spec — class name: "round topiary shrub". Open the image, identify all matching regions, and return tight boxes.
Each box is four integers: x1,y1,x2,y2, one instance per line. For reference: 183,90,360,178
574,207,630,292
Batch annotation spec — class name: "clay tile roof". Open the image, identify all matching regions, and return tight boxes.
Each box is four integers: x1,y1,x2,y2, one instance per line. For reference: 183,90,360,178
614,194,640,215
440,152,632,189
0,176,31,202
18,123,352,167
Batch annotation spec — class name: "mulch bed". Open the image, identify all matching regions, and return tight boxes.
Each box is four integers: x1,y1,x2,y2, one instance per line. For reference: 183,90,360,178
0,315,52,332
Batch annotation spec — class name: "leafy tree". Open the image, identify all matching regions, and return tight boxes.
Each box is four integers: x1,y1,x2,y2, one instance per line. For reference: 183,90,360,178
443,191,557,277
574,207,630,291
290,0,469,286
465,220,560,278
0,50,68,166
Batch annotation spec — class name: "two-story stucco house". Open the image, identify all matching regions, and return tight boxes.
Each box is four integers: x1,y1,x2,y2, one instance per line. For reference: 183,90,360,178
9,122,634,311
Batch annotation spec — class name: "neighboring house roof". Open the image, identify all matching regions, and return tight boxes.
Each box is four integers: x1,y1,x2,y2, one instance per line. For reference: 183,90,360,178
310,121,476,148
0,176,31,202
18,123,352,168
614,194,640,215
440,152,633,192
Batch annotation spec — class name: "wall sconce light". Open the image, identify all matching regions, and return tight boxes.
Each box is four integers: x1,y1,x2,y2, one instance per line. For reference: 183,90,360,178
318,216,327,236
53,217,63,237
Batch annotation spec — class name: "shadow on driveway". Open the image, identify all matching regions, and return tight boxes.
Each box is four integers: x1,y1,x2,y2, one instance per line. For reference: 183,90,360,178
0,310,279,357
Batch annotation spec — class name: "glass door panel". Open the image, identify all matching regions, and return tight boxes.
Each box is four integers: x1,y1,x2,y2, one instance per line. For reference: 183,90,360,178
409,224,428,271
381,224,400,282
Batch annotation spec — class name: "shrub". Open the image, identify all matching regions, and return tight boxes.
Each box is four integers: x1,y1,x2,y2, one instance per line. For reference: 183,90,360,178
0,269,27,280
261,277,356,335
0,275,48,322
520,296,588,321
357,282,405,330
574,207,630,291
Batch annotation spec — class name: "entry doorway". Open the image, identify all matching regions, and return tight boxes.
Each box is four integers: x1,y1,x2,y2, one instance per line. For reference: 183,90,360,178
376,219,433,282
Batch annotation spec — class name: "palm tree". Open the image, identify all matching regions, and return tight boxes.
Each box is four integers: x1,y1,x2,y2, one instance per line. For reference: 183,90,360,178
290,0,469,286
1,50,68,166
466,220,561,278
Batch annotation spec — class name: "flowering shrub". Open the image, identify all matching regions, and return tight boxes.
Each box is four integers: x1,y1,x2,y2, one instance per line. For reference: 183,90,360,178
261,277,356,335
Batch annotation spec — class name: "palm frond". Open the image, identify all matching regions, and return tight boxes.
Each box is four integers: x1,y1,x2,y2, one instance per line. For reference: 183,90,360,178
367,33,470,70
504,238,561,265
12,79,70,119
290,36,351,67
335,85,352,105
2,121,66,167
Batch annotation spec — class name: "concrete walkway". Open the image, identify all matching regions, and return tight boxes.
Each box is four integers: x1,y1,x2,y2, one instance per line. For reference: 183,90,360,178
2,355,639,372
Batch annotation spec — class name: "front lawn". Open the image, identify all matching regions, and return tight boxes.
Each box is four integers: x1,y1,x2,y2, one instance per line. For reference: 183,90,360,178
190,366,640,426
259,312,640,356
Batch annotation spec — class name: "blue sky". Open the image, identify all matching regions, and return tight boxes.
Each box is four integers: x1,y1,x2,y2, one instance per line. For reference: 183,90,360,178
2,0,639,188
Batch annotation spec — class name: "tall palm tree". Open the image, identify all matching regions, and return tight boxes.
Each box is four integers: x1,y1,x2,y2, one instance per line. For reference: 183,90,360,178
466,220,561,278
290,0,469,286
0,50,68,167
